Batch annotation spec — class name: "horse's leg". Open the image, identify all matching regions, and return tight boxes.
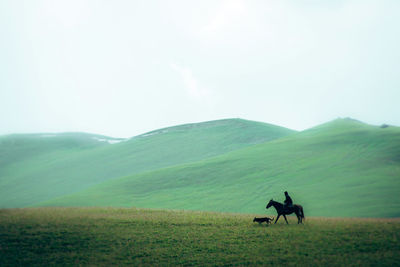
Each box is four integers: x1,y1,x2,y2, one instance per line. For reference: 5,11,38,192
283,215,289,224
275,214,281,224
296,212,300,224
294,207,302,224
296,210,300,224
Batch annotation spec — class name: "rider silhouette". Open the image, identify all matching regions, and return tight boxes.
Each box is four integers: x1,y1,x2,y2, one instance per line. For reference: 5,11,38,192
283,191,293,212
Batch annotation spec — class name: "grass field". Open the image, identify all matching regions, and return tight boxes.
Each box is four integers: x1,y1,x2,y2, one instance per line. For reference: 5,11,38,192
1,207,399,266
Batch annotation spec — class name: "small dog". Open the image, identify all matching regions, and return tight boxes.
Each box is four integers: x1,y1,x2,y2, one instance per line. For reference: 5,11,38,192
253,216,274,225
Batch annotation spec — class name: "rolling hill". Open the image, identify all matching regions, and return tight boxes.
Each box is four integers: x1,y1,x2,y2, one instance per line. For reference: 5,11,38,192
41,118,400,218
0,119,294,208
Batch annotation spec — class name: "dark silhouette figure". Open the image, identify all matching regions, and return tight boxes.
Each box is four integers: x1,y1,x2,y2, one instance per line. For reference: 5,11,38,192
253,216,274,225
283,191,293,213
266,199,305,224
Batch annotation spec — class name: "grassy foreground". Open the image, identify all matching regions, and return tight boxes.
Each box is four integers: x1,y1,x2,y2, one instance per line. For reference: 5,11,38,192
1,208,399,266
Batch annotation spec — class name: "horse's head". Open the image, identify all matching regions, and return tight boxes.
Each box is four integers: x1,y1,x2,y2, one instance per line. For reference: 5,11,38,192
266,199,273,209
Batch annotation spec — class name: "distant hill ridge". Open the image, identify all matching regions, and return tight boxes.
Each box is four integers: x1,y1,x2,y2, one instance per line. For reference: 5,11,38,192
0,118,295,208
40,118,400,218
135,118,295,141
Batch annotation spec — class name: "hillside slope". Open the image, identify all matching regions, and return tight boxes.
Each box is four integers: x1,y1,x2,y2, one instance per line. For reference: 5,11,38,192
0,132,123,167
43,119,400,217
0,119,295,208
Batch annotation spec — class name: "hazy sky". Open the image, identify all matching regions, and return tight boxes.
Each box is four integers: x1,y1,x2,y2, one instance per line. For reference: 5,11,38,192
1,0,399,137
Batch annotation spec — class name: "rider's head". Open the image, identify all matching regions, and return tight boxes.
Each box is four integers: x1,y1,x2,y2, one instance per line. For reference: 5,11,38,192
284,191,288,195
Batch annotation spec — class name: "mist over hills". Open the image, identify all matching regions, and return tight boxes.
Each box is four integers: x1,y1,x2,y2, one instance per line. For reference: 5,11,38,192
1,118,399,217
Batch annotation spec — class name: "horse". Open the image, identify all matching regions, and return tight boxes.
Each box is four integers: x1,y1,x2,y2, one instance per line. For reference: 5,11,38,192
266,199,305,224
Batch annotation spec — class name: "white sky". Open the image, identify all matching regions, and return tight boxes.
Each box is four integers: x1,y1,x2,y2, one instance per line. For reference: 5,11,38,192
1,0,399,138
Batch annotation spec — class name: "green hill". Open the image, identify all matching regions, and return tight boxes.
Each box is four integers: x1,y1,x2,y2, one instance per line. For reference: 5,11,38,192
0,119,294,208
0,132,122,167
43,118,400,217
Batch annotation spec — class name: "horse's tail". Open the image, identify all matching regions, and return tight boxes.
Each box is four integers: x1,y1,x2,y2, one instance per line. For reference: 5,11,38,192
300,206,305,221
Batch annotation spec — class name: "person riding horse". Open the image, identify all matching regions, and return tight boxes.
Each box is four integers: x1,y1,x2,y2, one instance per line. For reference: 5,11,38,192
283,191,293,212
